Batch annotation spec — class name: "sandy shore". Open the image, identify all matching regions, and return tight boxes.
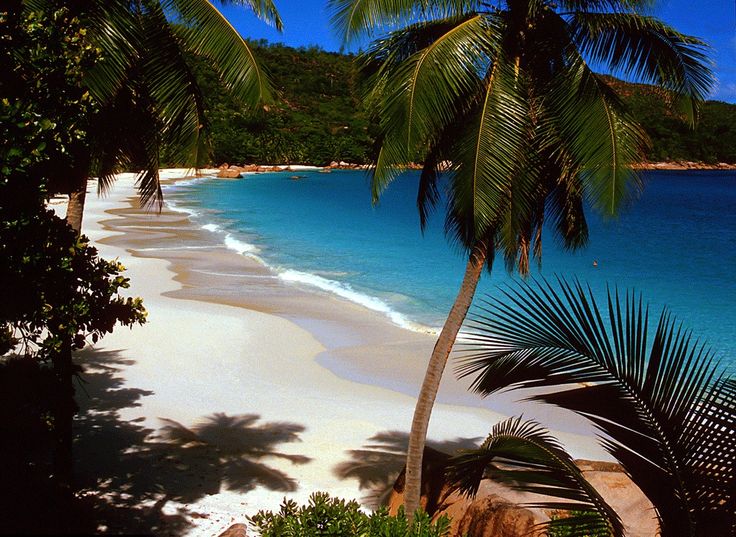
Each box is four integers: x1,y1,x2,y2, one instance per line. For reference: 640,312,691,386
70,169,607,535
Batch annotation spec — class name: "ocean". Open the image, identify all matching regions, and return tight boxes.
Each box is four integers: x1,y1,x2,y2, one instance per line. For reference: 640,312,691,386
164,169,736,370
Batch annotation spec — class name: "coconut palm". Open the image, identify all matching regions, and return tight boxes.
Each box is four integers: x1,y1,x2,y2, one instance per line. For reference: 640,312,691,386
329,0,713,515
451,279,736,536
15,0,281,491
26,0,282,233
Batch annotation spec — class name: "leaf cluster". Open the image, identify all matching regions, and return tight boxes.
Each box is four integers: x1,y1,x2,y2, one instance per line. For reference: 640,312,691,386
0,1,146,362
0,2,98,197
452,279,735,536
0,207,147,361
248,492,451,536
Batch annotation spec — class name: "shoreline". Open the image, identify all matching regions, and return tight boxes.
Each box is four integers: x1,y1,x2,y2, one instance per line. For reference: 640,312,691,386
215,161,736,176
75,169,607,535
634,161,736,171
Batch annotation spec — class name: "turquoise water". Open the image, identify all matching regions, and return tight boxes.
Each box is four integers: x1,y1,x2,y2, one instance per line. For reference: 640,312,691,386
165,170,736,368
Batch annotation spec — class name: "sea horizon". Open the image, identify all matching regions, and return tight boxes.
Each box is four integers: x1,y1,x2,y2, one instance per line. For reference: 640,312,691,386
164,169,736,371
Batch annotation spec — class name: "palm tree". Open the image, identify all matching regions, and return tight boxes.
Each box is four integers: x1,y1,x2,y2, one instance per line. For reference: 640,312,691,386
30,0,283,233
451,279,735,536
329,0,713,516
17,0,281,490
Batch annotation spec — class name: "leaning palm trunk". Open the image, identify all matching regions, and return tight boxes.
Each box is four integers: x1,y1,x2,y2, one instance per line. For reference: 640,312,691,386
66,185,86,235
403,237,489,517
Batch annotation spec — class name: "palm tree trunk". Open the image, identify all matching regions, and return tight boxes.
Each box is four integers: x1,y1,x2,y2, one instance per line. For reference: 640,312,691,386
66,184,86,235
403,237,490,519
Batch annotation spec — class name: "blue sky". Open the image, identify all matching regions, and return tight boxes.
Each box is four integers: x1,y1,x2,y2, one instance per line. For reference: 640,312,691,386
220,0,736,103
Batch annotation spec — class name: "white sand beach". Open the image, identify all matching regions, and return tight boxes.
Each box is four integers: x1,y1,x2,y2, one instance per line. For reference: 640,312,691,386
69,170,608,536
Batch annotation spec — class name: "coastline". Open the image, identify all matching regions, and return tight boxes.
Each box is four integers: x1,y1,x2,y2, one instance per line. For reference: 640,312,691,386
214,161,736,176
635,161,736,171
74,170,607,535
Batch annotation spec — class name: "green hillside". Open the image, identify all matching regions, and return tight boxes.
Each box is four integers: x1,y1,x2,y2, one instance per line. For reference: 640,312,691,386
197,41,736,166
195,40,373,166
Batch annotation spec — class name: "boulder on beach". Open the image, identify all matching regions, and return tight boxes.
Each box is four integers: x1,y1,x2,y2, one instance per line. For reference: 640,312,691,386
217,168,243,178
216,523,247,537
387,448,658,537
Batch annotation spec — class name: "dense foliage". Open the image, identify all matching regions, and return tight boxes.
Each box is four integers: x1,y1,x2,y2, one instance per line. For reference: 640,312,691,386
0,2,96,200
609,78,736,163
248,492,451,536
195,40,374,165
200,41,736,167
1,2,146,355
0,4,146,530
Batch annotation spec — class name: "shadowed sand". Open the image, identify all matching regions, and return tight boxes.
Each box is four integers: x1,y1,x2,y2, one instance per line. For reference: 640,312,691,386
71,170,607,535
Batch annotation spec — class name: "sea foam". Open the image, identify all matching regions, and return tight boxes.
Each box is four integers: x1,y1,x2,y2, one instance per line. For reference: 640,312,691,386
278,269,436,334
224,234,259,255
166,200,199,217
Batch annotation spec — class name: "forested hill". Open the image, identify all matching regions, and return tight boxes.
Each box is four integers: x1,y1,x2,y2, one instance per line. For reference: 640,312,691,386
195,40,736,166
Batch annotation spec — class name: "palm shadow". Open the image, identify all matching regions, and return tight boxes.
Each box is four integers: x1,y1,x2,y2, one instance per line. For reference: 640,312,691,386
72,347,310,534
334,431,481,509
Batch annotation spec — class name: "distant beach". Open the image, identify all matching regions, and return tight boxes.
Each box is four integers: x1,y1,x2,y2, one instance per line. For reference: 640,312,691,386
71,170,607,535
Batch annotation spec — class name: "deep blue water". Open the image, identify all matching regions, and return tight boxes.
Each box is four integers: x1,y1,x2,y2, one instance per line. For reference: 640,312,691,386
165,170,736,369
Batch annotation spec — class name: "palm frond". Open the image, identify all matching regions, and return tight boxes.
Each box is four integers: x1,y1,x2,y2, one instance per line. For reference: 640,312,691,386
328,0,481,45
447,416,623,537
444,55,529,250
363,14,499,203
89,80,163,206
387,14,496,151
455,278,735,534
569,12,714,125
218,0,283,31
140,4,209,170
83,1,140,103
558,0,656,12
680,376,736,524
417,148,442,232
543,58,646,217
164,0,274,105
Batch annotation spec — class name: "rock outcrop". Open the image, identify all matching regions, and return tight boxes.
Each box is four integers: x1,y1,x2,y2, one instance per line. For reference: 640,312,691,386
387,448,658,537
216,522,247,537
217,168,243,178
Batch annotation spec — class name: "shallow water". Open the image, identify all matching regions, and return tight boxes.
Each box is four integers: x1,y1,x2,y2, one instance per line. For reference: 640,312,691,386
164,170,736,370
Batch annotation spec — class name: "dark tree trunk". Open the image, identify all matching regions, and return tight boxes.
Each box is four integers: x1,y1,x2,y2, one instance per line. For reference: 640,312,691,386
66,185,86,235
51,340,76,490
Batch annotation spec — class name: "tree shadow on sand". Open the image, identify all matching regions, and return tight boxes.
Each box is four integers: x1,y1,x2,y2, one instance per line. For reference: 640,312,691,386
70,348,310,535
334,431,481,509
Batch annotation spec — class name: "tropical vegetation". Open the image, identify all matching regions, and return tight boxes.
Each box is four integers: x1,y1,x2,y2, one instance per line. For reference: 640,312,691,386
329,0,714,518
2,0,283,531
197,42,736,168
1,3,146,531
194,40,374,165
446,279,735,536
37,0,283,233
249,492,451,536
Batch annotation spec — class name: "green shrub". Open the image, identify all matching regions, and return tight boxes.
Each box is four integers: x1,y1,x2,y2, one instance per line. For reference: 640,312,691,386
248,492,451,536
548,510,612,537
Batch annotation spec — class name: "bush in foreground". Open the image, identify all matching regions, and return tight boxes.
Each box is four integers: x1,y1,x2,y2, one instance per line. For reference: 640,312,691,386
248,492,451,536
